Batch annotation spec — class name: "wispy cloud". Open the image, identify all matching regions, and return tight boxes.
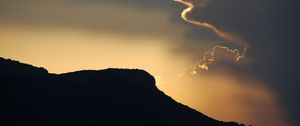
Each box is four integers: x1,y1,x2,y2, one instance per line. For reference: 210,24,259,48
175,0,248,72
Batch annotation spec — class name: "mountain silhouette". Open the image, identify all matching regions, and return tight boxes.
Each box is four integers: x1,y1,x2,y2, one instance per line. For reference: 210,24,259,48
1,57,246,126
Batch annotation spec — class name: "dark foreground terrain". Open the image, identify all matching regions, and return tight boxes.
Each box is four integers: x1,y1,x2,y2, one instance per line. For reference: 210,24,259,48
1,57,244,126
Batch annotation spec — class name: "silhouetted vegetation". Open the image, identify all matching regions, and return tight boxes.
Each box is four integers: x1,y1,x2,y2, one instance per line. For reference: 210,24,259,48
1,57,244,126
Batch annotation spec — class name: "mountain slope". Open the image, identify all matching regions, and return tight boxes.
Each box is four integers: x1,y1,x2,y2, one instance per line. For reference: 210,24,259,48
1,57,244,126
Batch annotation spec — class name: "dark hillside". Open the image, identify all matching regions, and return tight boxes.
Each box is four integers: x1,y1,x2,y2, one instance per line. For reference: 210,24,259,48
1,57,244,126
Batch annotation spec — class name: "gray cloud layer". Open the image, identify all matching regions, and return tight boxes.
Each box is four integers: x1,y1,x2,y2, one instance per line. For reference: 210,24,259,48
182,0,300,125
0,0,223,55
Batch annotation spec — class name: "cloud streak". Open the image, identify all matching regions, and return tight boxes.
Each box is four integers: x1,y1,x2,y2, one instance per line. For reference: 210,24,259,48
175,0,248,72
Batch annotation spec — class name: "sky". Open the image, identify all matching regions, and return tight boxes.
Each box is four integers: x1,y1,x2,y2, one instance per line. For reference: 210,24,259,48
1,0,299,126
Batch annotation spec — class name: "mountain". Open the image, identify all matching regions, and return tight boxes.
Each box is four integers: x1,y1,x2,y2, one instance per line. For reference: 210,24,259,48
1,57,245,126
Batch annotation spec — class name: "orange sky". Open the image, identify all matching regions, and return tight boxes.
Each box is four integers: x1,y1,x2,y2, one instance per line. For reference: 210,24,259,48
0,1,289,126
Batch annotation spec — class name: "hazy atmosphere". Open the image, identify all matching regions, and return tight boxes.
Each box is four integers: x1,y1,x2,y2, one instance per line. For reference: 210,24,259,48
1,0,299,126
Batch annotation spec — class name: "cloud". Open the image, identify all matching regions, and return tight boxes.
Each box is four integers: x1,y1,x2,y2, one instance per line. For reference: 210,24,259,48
189,45,246,73
0,0,225,64
175,0,248,76
177,0,300,125
175,0,248,46
0,1,193,42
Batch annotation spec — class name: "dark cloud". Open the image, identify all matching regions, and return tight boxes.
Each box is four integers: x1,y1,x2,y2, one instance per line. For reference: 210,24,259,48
0,0,222,58
182,0,300,125
0,0,178,37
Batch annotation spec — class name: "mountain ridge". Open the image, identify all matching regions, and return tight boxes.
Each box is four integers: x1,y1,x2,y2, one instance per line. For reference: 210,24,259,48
1,57,246,126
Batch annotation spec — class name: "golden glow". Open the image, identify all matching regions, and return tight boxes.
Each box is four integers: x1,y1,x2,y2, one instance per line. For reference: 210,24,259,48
0,1,288,126
0,23,287,126
0,24,189,76
159,71,288,126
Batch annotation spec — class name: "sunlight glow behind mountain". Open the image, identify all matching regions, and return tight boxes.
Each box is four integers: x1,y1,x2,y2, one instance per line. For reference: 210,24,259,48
0,1,289,126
